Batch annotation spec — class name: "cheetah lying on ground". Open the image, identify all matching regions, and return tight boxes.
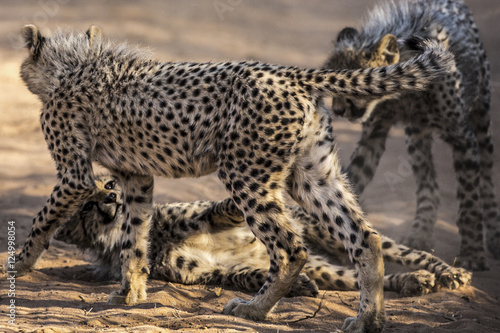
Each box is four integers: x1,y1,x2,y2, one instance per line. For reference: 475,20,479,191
16,24,452,332
55,175,472,298
323,0,498,271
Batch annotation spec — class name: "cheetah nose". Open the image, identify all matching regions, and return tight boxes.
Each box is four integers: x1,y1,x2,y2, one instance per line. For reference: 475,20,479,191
104,193,117,204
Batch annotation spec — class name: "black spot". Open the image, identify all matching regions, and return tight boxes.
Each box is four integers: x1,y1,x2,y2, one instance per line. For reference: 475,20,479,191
233,180,244,191
246,216,255,226
188,260,198,271
382,241,392,249
351,155,364,167
131,217,143,225
122,240,132,249
176,256,185,269
350,234,357,244
259,223,271,232
335,216,344,226
249,183,260,191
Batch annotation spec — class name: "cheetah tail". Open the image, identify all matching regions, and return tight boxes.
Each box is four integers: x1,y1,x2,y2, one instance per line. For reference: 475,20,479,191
309,36,454,98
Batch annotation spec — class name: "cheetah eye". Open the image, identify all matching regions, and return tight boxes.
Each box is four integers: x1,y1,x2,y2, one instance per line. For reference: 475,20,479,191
104,181,115,190
82,201,96,212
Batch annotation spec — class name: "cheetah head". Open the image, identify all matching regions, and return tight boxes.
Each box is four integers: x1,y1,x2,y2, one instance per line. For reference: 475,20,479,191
324,27,401,122
19,24,102,102
55,175,124,257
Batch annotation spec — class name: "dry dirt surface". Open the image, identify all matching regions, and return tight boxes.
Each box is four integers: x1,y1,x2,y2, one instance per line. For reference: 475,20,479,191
1,1,500,332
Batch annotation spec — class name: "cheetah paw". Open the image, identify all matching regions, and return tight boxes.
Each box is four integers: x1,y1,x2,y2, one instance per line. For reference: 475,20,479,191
341,312,385,333
222,297,269,321
9,255,35,276
286,273,319,297
399,270,435,297
107,285,147,305
436,266,472,291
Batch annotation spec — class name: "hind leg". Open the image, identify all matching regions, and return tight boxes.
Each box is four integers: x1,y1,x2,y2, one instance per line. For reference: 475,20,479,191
469,95,500,259
220,198,308,320
401,127,439,251
430,70,487,270
13,159,96,275
288,205,348,263
107,173,154,305
441,121,486,270
218,161,309,320
304,255,435,297
290,113,384,333
379,235,471,291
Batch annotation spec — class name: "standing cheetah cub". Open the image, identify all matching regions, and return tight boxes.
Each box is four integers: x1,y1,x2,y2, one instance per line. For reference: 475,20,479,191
16,25,451,332
55,175,472,298
324,0,497,271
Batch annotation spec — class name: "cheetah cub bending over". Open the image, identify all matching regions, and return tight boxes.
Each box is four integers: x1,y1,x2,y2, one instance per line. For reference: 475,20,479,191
324,0,498,271
55,175,472,298
16,24,452,332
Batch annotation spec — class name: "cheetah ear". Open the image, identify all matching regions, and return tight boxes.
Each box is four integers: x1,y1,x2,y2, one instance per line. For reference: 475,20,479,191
86,25,102,47
336,27,359,44
21,24,44,58
375,34,400,64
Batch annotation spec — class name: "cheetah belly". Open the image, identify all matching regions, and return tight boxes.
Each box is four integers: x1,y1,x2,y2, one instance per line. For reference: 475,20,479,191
166,228,269,284
94,141,217,178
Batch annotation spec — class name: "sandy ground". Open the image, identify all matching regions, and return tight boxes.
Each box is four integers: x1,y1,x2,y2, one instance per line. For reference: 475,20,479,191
0,0,500,332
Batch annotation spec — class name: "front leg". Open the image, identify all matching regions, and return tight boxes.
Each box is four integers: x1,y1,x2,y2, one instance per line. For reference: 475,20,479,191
401,127,439,251
384,270,436,297
290,129,385,332
153,198,243,239
108,173,154,305
13,166,95,275
172,198,244,229
207,198,245,227
442,123,487,270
